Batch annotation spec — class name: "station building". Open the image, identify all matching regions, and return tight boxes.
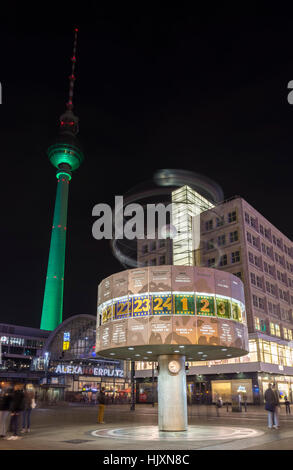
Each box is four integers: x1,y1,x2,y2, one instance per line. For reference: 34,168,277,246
0,316,130,403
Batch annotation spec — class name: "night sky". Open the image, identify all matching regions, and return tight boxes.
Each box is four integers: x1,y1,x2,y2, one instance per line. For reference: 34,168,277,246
0,6,293,328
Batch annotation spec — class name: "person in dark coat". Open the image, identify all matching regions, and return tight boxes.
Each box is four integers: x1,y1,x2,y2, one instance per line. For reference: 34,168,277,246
284,396,291,415
264,383,278,429
6,385,25,440
0,389,12,437
272,383,280,429
21,386,35,433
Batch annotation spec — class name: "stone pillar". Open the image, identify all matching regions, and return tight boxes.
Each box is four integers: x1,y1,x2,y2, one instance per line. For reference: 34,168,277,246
158,354,187,431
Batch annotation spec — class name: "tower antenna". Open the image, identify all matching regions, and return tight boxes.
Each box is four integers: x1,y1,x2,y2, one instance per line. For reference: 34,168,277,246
66,27,79,112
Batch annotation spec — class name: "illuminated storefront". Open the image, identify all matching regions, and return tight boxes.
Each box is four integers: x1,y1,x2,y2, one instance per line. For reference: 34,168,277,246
135,333,293,404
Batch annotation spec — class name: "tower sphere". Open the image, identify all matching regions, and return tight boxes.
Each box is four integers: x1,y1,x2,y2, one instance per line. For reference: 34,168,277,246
48,110,84,173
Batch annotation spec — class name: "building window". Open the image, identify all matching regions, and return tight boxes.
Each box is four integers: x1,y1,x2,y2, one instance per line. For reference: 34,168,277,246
150,258,156,266
247,232,252,243
159,255,166,265
250,273,256,285
254,317,260,330
159,239,166,248
252,236,258,248
231,251,240,264
206,239,214,250
260,225,264,235
250,217,257,229
270,323,275,335
217,234,226,246
216,216,224,227
258,298,265,310
150,241,156,251
228,211,237,223
275,324,281,337
205,220,213,231
252,295,258,307
256,276,263,289
229,231,238,243
219,254,227,266
142,245,148,254
264,229,270,240
245,212,250,224
207,258,215,268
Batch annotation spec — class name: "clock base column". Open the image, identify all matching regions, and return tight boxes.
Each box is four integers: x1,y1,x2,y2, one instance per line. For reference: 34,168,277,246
158,354,187,431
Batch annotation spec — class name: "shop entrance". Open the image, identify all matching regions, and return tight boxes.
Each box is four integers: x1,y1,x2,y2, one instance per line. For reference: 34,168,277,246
188,381,211,404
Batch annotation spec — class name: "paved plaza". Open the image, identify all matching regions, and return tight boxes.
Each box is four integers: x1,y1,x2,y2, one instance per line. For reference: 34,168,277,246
0,403,293,450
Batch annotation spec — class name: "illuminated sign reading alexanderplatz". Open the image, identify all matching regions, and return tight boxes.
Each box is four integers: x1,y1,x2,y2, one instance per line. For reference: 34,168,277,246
96,266,249,361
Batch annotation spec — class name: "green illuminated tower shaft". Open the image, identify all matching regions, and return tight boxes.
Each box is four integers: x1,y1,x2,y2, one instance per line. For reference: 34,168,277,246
40,28,84,331
40,173,70,330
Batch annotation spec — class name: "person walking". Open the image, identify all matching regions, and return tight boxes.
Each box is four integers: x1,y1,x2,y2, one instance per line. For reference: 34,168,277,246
272,383,280,429
264,383,277,429
6,385,25,440
21,385,35,433
215,395,223,417
284,396,291,415
97,387,106,424
0,388,12,438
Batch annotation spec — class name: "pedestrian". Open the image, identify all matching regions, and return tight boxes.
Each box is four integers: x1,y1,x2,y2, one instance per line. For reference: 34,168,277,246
243,393,248,412
215,395,223,417
6,385,25,440
21,385,36,433
284,396,291,415
0,388,12,438
264,383,277,429
97,387,106,424
272,383,280,429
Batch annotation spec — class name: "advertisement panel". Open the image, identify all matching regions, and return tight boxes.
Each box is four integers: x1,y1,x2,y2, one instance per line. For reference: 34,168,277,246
174,294,195,315
99,276,113,305
111,320,127,347
172,316,197,345
100,324,112,349
149,316,173,344
149,266,172,292
128,268,148,295
234,323,248,350
127,317,149,346
231,276,243,303
171,266,194,292
112,270,129,299
214,270,232,298
194,267,215,293
218,320,235,347
196,317,219,346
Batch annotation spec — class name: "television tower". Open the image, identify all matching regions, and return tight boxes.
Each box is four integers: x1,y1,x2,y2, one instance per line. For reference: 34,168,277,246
40,28,84,331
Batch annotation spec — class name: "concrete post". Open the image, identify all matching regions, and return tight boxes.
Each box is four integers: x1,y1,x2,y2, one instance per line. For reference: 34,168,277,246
158,354,187,431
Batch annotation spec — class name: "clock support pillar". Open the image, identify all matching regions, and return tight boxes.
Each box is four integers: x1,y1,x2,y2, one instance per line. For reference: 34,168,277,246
158,354,187,431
